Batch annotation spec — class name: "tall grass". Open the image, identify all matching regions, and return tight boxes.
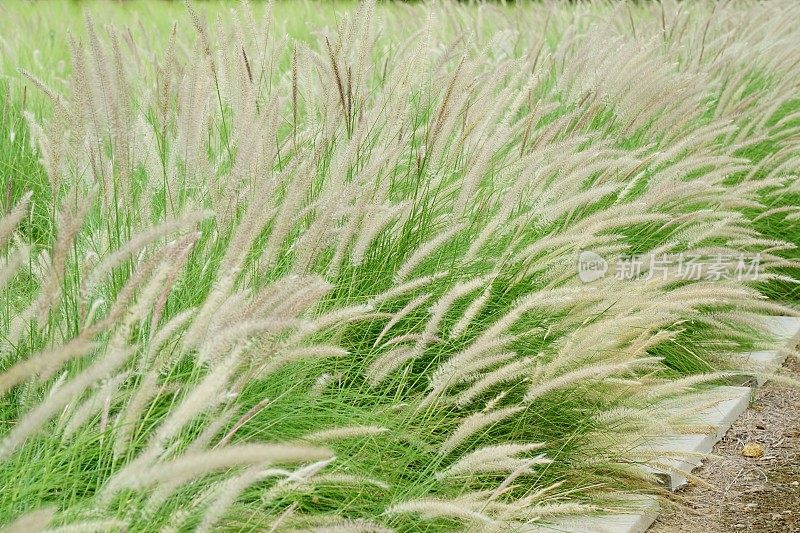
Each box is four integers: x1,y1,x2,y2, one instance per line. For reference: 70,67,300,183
1,1,799,530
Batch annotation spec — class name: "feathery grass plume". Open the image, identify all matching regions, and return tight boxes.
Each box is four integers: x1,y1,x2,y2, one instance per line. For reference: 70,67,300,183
283,518,393,533
455,357,536,407
418,277,488,347
216,397,271,447
43,520,128,533
309,472,390,491
80,211,210,299
394,224,464,282
259,344,349,376
449,284,492,339
102,443,331,498
440,406,524,456
524,359,660,404
511,502,601,522
640,372,736,401
0,339,94,396
0,234,31,288
302,426,388,443
370,272,450,305
261,456,336,503
132,343,247,466
112,310,194,456
289,303,379,344
0,191,31,249
0,254,173,459
436,442,549,479
373,293,431,348
0,507,55,533
61,370,130,438
265,503,299,533
427,338,517,397
386,497,494,525
3,0,800,528
310,372,335,399
351,203,410,266
365,345,417,387
195,464,279,533
29,186,95,327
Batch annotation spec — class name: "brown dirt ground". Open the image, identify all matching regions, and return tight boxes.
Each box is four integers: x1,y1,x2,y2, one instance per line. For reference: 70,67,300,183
650,356,800,533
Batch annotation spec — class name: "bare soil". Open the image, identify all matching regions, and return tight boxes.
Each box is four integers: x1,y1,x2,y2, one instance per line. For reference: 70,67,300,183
651,356,800,532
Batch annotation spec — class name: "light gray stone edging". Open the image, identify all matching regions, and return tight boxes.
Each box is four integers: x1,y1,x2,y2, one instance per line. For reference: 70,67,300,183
528,315,800,533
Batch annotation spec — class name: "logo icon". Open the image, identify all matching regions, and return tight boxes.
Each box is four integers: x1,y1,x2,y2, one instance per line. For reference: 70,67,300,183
578,251,608,283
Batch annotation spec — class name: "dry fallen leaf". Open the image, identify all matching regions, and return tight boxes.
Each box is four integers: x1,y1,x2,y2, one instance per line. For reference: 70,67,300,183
742,442,765,458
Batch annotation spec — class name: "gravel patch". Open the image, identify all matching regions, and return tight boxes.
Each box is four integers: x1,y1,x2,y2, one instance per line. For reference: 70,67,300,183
651,356,800,532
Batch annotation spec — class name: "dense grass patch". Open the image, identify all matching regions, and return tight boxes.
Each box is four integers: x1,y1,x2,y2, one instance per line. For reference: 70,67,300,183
0,1,798,531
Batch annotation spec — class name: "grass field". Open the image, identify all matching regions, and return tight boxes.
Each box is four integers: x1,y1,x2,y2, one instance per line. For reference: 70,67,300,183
1,1,799,531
